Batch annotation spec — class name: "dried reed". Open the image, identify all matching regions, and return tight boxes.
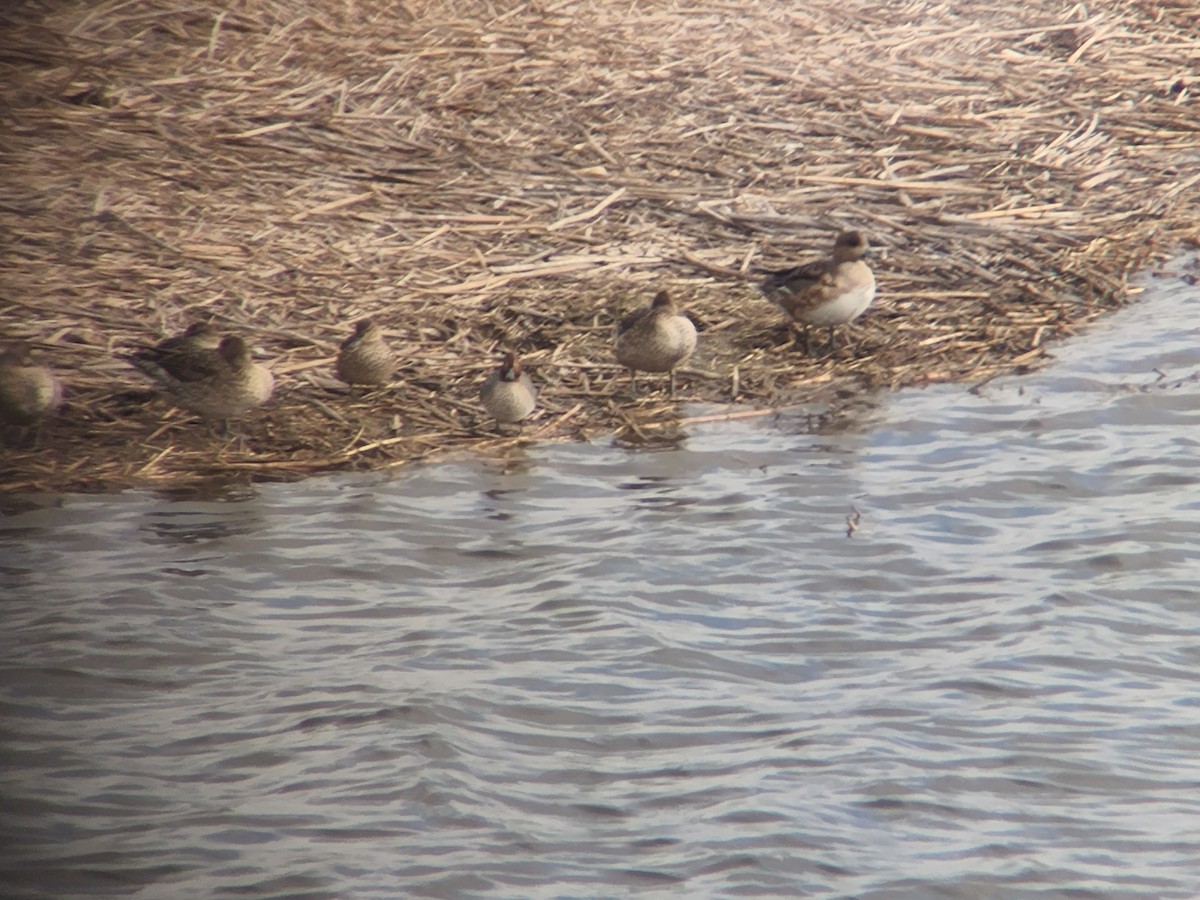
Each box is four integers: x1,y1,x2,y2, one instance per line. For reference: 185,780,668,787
1,0,1197,492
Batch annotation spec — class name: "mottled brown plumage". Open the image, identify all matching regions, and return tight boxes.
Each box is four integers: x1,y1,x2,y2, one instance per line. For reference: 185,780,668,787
614,290,697,398
480,351,537,428
128,323,223,382
131,335,274,435
0,343,62,446
336,318,396,388
760,230,876,353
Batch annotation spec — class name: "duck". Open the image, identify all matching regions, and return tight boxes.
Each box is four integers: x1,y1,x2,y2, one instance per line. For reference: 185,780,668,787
0,342,62,443
336,318,395,389
129,322,222,382
130,334,274,435
613,290,697,398
480,351,537,428
759,230,876,354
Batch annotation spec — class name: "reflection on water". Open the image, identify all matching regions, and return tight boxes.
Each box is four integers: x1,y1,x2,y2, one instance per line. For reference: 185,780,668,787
139,504,268,546
2,265,1200,898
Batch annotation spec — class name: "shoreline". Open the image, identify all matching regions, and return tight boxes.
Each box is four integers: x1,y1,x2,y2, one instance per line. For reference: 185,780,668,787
1,0,1197,494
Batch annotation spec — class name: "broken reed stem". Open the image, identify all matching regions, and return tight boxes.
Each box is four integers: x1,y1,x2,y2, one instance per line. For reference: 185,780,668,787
1,0,1197,492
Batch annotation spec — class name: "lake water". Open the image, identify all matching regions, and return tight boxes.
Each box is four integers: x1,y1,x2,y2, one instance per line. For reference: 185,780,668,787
3,264,1200,899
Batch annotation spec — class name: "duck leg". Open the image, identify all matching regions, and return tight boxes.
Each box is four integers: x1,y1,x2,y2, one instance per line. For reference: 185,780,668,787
791,323,811,355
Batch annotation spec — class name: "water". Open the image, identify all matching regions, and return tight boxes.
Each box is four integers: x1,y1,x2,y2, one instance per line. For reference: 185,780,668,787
2,265,1200,899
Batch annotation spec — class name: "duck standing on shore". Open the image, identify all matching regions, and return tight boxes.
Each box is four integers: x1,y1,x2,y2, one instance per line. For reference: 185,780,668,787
336,318,396,389
480,351,537,429
613,290,697,398
0,342,62,445
129,334,274,436
134,322,223,381
759,230,876,354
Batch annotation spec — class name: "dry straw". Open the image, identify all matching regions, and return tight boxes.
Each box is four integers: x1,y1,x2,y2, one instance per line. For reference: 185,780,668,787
1,0,1197,492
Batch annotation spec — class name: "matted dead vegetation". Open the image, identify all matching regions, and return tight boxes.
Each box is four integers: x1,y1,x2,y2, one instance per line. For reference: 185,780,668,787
1,0,1197,493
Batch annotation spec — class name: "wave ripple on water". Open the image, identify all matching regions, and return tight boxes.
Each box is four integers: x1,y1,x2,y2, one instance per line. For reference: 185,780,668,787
2,270,1200,898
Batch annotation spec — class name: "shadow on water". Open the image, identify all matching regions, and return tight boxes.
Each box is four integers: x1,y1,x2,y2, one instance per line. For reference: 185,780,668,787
1,260,1199,898
138,503,268,547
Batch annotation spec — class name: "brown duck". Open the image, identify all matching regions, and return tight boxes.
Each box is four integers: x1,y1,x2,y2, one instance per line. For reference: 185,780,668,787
129,322,222,382
0,342,62,444
614,290,697,398
336,318,396,388
480,351,537,428
760,230,876,353
131,334,274,435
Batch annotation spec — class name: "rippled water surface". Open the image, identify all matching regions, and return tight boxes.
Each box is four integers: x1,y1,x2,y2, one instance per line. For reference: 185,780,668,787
3,270,1200,899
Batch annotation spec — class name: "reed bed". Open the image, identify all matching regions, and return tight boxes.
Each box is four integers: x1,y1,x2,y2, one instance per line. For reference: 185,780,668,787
1,0,1197,492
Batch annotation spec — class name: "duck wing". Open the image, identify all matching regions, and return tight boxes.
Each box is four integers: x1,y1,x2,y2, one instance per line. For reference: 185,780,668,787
759,259,833,298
